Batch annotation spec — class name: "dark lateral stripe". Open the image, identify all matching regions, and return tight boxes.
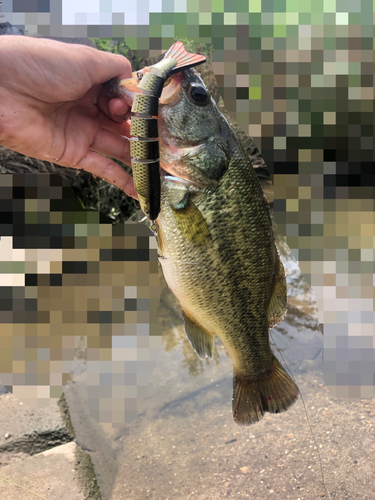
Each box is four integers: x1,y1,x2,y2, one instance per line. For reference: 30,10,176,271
131,94,158,116
137,73,165,97
130,117,158,138
130,138,159,161
99,249,150,261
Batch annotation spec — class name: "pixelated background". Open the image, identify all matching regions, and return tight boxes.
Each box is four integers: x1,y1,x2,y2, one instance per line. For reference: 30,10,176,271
0,174,162,427
1,0,375,400
1,3,375,498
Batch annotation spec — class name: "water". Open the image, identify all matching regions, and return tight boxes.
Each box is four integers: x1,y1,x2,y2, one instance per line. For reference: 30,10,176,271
64,223,375,500
0,173,374,498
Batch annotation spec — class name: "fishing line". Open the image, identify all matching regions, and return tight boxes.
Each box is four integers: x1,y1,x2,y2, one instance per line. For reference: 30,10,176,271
166,257,328,496
269,329,328,498
0,477,47,499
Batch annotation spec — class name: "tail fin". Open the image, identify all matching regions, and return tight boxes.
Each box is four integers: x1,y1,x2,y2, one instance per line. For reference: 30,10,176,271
232,354,299,426
163,41,206,74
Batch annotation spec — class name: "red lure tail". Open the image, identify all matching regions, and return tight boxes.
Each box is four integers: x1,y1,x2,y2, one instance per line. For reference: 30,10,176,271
163,41,206,74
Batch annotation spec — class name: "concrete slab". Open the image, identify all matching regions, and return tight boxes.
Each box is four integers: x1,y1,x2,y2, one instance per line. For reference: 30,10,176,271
0,393,72,455
0,442,84,500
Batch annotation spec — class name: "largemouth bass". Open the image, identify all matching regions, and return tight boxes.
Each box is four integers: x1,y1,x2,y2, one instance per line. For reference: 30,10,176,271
110,46,299,425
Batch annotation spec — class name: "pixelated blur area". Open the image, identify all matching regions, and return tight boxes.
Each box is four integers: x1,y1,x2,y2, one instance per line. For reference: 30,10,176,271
2,0,375,401
0,174,161,427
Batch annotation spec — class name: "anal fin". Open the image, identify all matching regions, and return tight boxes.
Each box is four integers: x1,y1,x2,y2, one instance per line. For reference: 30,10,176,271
182,310,214,360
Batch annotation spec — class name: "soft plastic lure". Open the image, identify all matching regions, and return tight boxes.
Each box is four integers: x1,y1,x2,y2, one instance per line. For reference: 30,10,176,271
103,42,206,223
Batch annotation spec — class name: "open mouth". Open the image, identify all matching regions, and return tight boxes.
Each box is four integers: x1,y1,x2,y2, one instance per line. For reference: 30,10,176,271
159,167,169,177
158,164,188,185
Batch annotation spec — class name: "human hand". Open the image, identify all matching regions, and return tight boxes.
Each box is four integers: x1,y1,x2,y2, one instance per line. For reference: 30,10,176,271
0,36,137,199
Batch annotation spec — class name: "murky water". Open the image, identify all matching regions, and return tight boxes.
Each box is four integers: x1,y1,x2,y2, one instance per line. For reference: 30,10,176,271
63,220,375,500
0,173,374,498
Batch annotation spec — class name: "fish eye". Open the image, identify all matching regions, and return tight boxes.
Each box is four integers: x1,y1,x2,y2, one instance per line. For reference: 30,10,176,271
187,83,209,106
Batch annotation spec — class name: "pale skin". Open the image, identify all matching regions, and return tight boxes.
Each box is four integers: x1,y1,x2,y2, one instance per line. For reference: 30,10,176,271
0,35,137,199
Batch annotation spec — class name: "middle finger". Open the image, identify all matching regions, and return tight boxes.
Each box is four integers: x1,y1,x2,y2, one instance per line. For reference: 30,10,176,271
97,111,132,139
90,127,132,166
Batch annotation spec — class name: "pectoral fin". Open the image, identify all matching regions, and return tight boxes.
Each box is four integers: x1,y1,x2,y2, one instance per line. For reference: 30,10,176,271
171,192,210,247
267,249,287,328
182,310,214,360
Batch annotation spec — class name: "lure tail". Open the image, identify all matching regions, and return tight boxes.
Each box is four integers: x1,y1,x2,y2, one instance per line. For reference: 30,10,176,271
153,41,206,77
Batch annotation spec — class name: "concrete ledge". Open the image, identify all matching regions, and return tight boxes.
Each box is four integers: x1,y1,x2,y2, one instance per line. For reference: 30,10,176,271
0,393,72,455
0,442,84,499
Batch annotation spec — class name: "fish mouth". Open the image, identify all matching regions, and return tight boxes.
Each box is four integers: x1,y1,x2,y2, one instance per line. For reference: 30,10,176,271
159,165,169,178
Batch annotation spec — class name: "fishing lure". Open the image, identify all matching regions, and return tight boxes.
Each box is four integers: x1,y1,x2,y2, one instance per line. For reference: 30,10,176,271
103,42,206,224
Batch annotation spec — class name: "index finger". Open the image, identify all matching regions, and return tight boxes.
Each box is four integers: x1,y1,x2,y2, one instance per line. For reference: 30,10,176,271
76,151,138,200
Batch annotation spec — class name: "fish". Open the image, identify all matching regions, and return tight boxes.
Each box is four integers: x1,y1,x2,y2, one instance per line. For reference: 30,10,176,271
103,42,206,222
109,44,299,425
